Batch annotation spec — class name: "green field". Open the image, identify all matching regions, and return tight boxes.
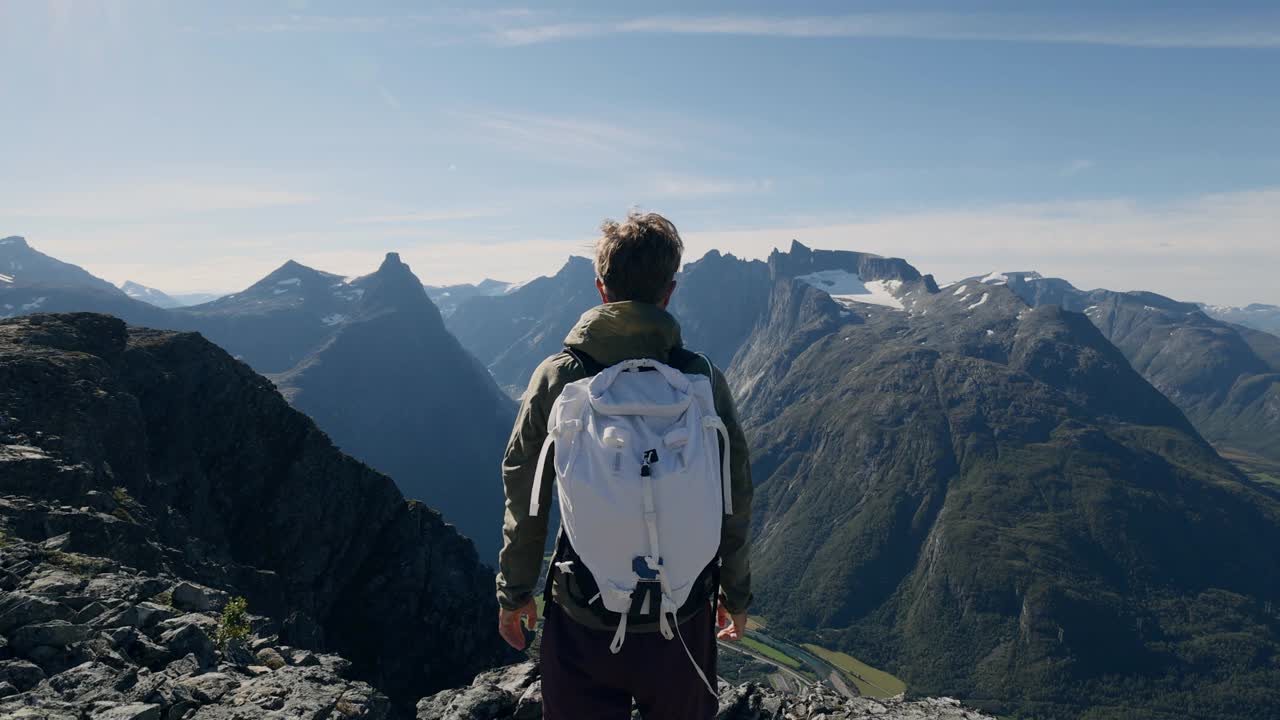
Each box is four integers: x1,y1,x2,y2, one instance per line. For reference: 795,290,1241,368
1218,446,1280,488
739,635,804,669
802,644,907,699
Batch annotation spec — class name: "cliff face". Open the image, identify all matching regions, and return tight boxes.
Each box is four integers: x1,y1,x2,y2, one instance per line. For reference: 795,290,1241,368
0,313,514,714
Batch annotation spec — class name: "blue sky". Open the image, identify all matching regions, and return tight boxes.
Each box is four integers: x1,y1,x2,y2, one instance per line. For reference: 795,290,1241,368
2,1,1278,304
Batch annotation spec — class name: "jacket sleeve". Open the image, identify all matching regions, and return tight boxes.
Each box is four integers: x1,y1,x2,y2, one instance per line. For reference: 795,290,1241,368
712,366,754,614
495,357,566,611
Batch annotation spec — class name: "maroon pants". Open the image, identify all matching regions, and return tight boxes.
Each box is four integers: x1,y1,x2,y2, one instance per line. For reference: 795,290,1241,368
541,602,718,720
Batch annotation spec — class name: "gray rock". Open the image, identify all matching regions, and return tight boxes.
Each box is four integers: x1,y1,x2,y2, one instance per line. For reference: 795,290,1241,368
25,568,87,597
0,593,73,633
11,620,91,653
254,647,286,671
178,672,239,703
41,533,73,552
417,663,998,720
76,601,111,624
84,491,117,514
169,583,227,613
0,658,47,690
93,703,162,720
157,623,213,665
0,680,16,698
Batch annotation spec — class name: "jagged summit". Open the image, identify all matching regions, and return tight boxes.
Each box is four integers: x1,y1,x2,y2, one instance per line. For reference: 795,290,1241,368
1,235,29,248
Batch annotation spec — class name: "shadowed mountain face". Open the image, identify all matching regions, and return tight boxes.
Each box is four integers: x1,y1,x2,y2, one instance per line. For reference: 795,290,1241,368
446,256,600,395
272,254,515,560
732,270,1280,719
0,313,514,712
987,272,1280,465
0,239,515,560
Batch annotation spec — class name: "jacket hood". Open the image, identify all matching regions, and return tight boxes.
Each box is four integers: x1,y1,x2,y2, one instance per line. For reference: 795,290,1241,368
563,301,683,366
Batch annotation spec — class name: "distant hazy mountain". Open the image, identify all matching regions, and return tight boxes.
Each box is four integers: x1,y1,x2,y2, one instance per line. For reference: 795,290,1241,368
984,272,1280,464
271,253,515,559
0,237,173,327
425,278,514,316
1201,302,1280,338
447,256,599,395
121,280,183,308
734,253,1280,719
171,260,368,373
0,235,121,293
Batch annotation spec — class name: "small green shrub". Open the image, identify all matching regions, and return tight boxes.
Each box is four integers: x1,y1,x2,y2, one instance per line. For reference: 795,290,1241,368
111,487,137,523
152,590,174,607
216,596,251,648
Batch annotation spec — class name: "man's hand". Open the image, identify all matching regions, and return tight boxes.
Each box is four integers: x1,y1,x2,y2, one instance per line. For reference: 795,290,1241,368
716,599,748,641
498,599,539,651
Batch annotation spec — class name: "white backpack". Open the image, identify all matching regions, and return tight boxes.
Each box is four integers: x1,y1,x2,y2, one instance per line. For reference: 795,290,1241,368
530,356,731,690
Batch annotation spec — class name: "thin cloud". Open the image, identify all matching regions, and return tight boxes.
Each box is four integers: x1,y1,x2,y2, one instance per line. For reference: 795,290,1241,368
345,208,510,224
0,181,314,220
490,12,1280,49
651,176,774,197
1061,159,1096,176
456,110,669,165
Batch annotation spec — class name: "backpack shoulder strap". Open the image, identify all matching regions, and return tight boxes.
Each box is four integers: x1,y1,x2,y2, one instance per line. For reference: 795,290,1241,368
668,347,715,379
564,347,605,377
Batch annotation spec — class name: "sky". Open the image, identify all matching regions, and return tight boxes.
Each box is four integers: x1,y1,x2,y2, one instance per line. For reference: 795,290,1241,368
2,0,1278,305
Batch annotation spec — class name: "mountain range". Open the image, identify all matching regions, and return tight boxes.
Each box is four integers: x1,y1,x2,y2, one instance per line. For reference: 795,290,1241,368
0,237,513,560
980,272,1280,467
5,232,1280,718
446,240,1280,719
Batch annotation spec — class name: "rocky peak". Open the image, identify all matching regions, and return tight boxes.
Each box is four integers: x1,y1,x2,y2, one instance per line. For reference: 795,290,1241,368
767,242,923,286
1,236,29,248
352,252,440,321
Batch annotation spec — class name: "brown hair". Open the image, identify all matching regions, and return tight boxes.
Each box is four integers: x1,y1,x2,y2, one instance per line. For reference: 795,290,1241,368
594,211,684,303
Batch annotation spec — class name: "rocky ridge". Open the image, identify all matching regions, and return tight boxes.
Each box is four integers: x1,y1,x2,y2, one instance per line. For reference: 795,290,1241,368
0,313,513,715
415,663,994,720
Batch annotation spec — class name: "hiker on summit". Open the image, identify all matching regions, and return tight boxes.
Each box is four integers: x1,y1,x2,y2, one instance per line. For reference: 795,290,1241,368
495,211,753,719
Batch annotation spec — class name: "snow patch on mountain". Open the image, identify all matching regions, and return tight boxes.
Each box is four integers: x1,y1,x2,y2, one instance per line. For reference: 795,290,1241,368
796,269,905,310
968,293,989,310
981,272,1008,285
0,273,12,284
277,278,302,286
321,314,348,326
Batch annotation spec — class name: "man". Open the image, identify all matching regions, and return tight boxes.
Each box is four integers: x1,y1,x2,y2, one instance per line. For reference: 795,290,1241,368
495,211,753,719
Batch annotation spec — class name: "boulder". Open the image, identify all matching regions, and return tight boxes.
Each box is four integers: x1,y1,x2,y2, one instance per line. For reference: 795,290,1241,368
254,647,287,671
169,583,227,613
11,620,91,653
0,593,73,633
0,658,47,691
92,703,162,720
157,623,214,665
178,672,240,704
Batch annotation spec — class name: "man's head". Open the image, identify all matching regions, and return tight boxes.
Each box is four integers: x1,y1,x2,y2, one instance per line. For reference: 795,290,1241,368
594,211,684,307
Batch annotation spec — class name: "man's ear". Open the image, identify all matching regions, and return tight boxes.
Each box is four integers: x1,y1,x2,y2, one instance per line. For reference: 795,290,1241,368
596,278,610,304
658,280,677,309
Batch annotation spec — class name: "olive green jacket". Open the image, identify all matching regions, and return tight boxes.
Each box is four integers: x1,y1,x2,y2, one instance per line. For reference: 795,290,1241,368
496,301,753,631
